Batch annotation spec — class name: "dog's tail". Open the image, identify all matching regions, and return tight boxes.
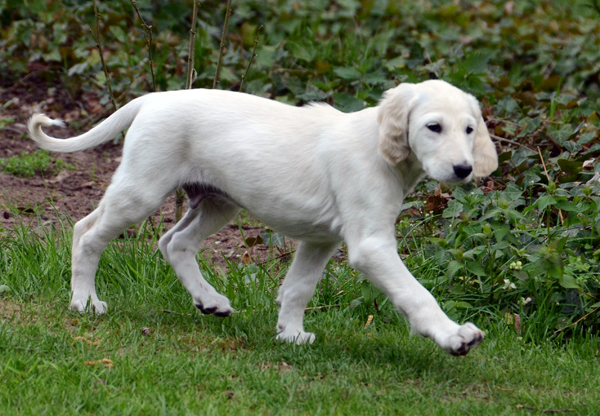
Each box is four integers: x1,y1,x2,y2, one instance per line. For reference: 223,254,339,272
28,95,147,153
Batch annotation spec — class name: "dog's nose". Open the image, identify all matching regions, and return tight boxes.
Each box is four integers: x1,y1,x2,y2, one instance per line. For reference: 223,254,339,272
453,164,472,179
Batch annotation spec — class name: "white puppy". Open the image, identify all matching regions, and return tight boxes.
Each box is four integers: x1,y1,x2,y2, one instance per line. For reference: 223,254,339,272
28,79,497,356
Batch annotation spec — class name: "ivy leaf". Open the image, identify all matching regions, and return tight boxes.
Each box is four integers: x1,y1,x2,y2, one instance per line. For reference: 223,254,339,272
547,124,574,145
557,159,583,174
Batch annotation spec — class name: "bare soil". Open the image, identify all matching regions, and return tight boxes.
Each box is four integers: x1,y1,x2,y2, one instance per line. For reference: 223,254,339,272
0,76,295,267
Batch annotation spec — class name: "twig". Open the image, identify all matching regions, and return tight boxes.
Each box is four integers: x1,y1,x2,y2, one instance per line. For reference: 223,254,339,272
185,0,199,89
162,309,192,316
553,307,600,335
239,25,263,92
537,146,550,181
130,0,156,92
91,0,118,114
257,249,297,265
305,304,341,312
490,134,536,153
213,0,233,89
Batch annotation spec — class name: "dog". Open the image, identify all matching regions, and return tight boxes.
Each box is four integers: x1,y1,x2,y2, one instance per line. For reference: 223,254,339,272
28,79,497,356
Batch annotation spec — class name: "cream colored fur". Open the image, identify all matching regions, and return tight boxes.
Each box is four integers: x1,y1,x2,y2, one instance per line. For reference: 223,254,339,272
28,79,497,356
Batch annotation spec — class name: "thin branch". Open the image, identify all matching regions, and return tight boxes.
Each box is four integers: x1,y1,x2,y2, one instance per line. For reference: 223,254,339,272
553,307,600,335
537,146,551,181
213,0,233,89
185,0,199,89
91,0,118,114
305,304,341,312
130,0,156,92
239,25,263,92
490,134,536,153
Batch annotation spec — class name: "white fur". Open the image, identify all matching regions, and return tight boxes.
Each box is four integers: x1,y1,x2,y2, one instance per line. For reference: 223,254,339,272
28,79,497,356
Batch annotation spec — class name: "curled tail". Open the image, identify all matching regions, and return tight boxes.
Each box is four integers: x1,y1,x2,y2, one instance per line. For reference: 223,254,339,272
28,95,147,153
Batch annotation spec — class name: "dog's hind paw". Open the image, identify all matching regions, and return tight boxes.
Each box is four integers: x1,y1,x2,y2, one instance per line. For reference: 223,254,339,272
276,329,316,345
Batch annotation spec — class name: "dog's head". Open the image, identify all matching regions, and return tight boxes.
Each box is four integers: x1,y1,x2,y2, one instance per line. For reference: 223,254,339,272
377,79,498,182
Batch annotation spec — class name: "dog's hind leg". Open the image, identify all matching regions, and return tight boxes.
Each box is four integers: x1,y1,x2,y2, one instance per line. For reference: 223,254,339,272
275,241,339,344
70,183,165,314
159,197,240,317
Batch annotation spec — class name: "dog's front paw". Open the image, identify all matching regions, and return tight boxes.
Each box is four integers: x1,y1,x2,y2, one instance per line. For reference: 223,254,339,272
276,328,316,345
70,296,108,314
194,292,234,317
437,322,484,356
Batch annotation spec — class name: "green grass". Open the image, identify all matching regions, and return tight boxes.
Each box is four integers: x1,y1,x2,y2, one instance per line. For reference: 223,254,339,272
1,221,599,415
0,150,74,178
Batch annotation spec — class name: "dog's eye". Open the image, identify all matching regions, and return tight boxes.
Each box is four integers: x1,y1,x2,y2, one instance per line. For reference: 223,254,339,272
427,124,442,133
466,126,474,134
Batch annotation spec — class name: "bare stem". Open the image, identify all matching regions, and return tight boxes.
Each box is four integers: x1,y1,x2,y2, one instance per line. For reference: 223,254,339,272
213,0,233,89
130,0,156,92
185,0,199,89
239,25,263,92
92,0,118,113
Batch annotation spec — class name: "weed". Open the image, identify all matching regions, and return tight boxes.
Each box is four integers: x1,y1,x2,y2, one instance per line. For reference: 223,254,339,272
0,150,74,178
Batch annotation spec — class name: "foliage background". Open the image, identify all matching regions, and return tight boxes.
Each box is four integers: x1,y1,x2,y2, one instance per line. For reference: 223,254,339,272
2,0,600,346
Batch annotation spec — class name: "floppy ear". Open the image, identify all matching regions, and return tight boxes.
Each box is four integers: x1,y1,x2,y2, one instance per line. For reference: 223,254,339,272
467,96,498,177
472,115,498,177
377,83,416,165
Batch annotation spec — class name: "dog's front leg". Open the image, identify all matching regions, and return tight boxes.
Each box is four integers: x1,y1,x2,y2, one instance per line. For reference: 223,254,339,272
276,241,340,345
347,236,484,356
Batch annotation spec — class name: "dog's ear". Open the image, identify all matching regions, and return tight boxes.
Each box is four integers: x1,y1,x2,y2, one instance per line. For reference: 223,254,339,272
468,95,498,177
377,83,417,165
472,115,498,177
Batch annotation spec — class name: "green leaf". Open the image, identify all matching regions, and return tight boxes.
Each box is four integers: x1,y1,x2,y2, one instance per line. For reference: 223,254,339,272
454,301,474,310
385,56,406,71
553,93,578,106
109,25,126,43
547,124,574,145
535,195,557,212
442,199,464,218
578,131,597,145
557,159,583,174
447,260,463,278
286,41,316,62
333,67,362,80
465,261,486,277
559,274,580,289
554,200,581,212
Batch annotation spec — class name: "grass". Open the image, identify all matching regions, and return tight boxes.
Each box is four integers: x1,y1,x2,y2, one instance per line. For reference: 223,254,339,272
1,220,599,415
0,150,74,178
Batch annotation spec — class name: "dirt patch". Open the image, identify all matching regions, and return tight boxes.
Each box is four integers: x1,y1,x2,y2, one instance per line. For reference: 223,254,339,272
0,77,298,267
0,298,21,320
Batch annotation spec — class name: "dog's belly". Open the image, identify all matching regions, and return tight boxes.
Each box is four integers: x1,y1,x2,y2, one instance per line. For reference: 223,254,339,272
244,200,343,243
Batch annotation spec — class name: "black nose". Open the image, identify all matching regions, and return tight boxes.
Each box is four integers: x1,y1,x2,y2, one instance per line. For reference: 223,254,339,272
453,164,472,179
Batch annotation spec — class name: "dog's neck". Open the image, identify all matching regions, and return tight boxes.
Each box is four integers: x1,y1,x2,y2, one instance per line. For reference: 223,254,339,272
394,153,427,197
